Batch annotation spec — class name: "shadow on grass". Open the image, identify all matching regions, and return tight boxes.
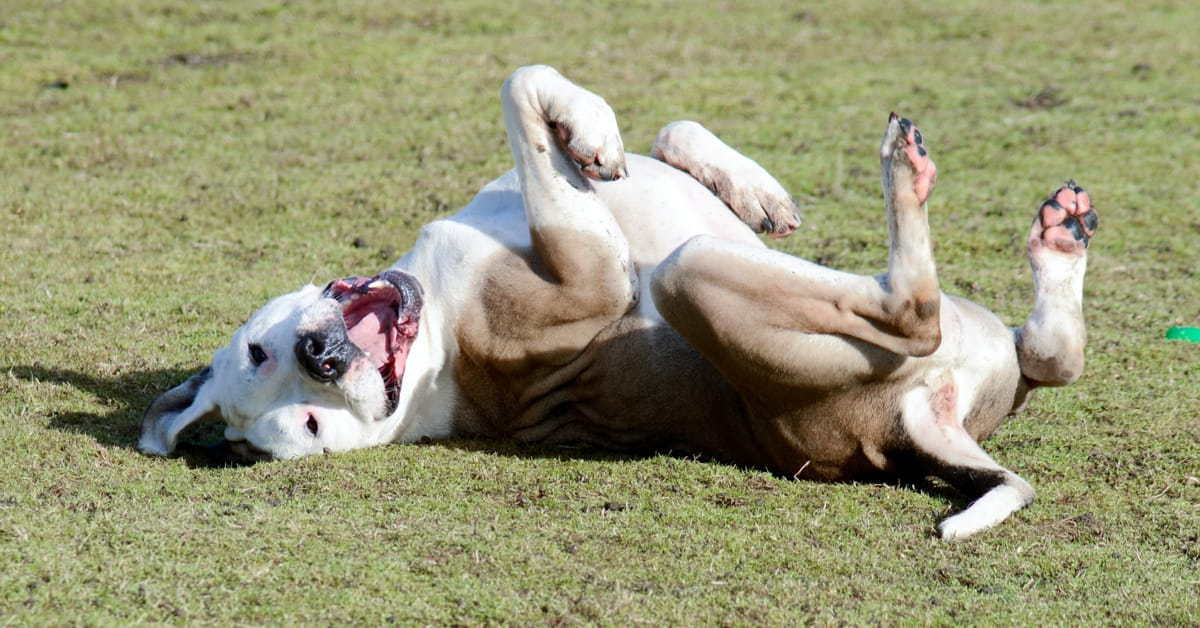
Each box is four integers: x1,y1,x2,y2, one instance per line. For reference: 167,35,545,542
16,363,643,470
15,363,970,511
13,363,255,468
427,435,648,465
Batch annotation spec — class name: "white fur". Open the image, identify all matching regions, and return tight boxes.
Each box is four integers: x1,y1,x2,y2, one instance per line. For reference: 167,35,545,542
938,482,1035,541
140,65,1092,541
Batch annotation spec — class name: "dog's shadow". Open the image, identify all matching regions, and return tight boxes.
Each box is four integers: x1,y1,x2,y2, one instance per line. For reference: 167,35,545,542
18,363,965,508
16,363,645,470
16,364,260,468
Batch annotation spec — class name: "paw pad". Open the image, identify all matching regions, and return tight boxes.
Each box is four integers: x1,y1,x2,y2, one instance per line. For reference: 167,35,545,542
1038,181,1097,249
885,113,937,204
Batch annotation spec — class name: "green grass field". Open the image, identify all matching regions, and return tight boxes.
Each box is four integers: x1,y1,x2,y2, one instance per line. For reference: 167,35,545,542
2,0,1198,623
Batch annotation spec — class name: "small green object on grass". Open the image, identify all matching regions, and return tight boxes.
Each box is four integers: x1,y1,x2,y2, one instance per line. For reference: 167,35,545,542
1165,326,1200,342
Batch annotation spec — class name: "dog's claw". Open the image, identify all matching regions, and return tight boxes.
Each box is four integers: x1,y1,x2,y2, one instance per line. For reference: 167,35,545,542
578,158,626,182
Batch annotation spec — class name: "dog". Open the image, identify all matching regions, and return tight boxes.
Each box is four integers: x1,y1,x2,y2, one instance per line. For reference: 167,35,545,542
139,65,1097,539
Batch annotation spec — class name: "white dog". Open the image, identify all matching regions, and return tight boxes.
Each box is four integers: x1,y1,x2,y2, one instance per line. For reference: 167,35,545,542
140,66,1097,539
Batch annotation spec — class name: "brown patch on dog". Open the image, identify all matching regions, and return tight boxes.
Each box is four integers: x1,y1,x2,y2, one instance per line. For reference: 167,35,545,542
452,303,757,463
746,383,908,481
450,229,637,439
914,297,939,321
455,228,633,367
877,291,942,357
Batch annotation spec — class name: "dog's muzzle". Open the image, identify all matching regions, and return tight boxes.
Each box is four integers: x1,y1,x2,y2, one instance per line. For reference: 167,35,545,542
295,331,353,382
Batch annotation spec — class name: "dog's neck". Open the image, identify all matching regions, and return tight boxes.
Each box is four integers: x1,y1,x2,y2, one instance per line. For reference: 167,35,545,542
369,274,460,446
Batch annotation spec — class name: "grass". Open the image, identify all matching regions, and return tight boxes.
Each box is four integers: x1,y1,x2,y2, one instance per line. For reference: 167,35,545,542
2,0,1198,623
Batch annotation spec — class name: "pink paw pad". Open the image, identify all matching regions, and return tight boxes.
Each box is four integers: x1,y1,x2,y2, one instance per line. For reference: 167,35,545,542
1038,182,1098,250
890,113,938,204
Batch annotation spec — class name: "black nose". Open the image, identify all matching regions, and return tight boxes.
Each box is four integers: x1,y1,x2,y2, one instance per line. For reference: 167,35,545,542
295,333,348,382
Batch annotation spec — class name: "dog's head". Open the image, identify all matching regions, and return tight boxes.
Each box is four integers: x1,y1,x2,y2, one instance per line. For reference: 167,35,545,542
139,270,424,460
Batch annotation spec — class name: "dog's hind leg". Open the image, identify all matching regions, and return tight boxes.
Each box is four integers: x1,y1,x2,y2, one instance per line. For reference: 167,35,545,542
652,113,944,391
1014,183,1097,387
898,373,1036,540
651,121,801,237
917,183,1096,539
917,184,1096,538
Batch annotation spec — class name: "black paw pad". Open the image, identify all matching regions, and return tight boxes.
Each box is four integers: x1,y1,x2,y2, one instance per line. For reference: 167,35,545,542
1081,209,1098,235
1061,216,1090,246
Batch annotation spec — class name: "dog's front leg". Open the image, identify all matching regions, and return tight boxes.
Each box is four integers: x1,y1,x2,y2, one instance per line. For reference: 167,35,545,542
651,121,801,237
499,66,637,334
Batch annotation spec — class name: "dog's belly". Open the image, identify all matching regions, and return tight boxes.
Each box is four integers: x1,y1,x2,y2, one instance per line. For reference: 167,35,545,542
454,317,1021,480
453,311,761,462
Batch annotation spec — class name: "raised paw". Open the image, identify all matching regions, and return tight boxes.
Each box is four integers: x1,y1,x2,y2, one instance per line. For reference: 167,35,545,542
710,173,798,237
663,160,800,238
651,121,800,237
716,170,800,237
880,113,938,206
503,65,628,182
551,118,627,181
543,84,628,182
1034,181,1097,253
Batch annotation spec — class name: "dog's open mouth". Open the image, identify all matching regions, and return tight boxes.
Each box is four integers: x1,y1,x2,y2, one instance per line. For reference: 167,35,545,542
322,270,423,416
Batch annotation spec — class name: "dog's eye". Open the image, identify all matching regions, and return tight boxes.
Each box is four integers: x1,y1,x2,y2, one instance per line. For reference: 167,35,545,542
305,414,319,437
249,343,268,366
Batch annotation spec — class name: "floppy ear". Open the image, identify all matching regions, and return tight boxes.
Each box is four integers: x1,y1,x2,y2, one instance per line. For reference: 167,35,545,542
138,366,222,455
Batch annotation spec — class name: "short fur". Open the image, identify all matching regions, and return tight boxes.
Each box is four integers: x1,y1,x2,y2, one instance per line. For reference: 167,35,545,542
140,66,1097,539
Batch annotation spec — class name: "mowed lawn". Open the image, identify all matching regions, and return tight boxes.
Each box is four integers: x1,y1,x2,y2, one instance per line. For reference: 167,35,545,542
2,0,1198,623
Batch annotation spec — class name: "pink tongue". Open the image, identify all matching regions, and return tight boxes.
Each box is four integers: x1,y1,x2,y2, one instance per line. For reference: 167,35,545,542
347,309,391,365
